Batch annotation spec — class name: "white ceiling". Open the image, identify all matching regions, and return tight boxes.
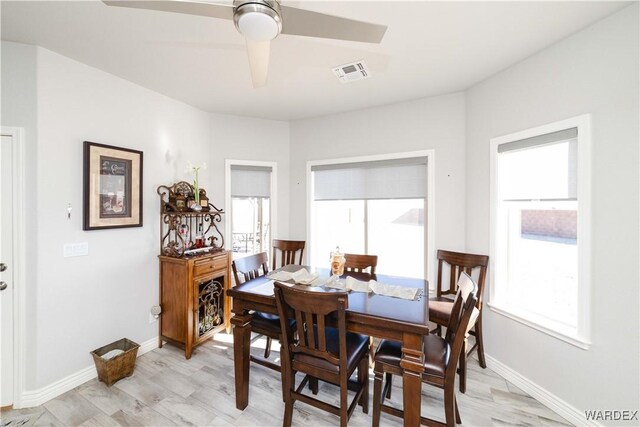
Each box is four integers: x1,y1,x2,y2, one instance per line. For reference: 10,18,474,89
1,1,629,120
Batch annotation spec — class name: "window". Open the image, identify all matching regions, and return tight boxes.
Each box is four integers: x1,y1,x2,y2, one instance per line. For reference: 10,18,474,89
489,116,591,348
309,155,430,279
231,197,270,257
226,163,275,260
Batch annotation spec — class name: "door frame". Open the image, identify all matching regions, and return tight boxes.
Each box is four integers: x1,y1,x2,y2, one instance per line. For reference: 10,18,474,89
1,127,26,408
224,159,278,256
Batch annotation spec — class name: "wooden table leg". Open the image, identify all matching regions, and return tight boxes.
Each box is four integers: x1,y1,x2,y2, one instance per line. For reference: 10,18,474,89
400,333,425,427
232,310,252,410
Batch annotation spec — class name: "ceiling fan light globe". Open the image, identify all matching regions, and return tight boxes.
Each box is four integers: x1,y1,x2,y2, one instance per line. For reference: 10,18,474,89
237,12,279,41
233,1,282,41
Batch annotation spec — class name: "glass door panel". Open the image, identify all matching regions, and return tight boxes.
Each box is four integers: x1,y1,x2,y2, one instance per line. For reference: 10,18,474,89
195,276,224,339
312,200,365,269
367,199,425,279
232,197,270,260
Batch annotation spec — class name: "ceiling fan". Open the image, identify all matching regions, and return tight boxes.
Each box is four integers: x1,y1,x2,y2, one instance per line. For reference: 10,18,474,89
102,0,387,88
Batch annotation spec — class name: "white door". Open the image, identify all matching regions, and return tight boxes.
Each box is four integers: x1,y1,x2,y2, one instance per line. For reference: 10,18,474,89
0,134,14,408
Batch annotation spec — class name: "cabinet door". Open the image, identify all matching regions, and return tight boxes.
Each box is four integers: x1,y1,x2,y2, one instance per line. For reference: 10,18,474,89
193,274,225,343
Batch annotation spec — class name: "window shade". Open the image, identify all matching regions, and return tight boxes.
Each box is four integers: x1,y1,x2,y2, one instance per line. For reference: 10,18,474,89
312,157,427,201
497,128,577,153
498,129,577,201
230,165,271,198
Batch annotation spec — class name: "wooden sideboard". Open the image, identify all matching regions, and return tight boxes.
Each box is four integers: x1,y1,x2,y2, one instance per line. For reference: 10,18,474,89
158,250,232,359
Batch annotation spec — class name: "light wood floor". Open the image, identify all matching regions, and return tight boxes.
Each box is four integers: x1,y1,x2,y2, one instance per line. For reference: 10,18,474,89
1,333,571,426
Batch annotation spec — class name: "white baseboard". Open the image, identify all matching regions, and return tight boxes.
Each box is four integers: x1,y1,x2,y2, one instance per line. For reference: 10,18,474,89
137,336,159,356
19,337,158,408
20,364,97,408
485,354,600,427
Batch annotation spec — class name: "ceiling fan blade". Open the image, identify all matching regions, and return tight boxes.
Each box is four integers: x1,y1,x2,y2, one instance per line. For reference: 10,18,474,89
280,6,387,44
102,1,234,21
246,39,270,88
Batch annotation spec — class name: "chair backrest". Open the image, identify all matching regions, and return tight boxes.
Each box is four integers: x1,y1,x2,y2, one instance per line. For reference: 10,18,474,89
344,253,378,274
272,239,305,270
436,249,489,308
274,283,348,373
232,252,269,285
454,271,476,302
443,277,478,381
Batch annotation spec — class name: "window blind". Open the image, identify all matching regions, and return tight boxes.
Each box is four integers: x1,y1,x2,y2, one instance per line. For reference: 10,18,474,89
230,165,271,198
498,128,577,201
312,157,427,201
497,128,577,153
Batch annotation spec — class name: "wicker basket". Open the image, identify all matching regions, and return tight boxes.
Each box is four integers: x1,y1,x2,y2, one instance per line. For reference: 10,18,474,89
90,338,140,386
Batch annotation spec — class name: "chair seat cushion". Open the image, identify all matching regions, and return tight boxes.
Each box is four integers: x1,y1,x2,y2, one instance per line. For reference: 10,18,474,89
255,311,279,320
294,328,369,374
251,311,294,337
374,335,450,378
428,296,455,325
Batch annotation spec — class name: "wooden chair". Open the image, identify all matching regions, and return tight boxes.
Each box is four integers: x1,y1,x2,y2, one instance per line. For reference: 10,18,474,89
372,275,478,427
274,283,370,427
344,253,378,274
429,249,488,393
343,253,378,365
272,239,305,270
232,251,269,285
232,252,292,372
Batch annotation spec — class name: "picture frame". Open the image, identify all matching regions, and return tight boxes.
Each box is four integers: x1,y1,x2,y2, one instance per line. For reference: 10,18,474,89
83,141,143,230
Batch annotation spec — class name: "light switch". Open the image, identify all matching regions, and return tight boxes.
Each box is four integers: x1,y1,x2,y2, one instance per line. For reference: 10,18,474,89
63,242,89,257
75,242,89,256
63,244,73,257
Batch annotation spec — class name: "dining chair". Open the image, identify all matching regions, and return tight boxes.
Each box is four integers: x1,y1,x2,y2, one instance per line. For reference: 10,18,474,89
274,282,370,427
429,249,489,392
372,273,478,427
232,251,269,285
344,253,378,274
232,252,293,372
272,239,305,270
343,253,379,365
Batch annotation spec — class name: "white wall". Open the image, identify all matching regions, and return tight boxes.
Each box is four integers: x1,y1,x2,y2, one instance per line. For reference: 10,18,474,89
466,4,639,422
289,93,467,276
1,42,289,391
34,46,212,389
209,113,290,240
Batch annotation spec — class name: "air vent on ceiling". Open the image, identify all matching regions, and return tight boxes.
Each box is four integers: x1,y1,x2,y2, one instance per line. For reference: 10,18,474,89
332,60,371,83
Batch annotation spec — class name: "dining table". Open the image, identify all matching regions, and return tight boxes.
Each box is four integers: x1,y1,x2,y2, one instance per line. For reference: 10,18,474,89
226,264,430,427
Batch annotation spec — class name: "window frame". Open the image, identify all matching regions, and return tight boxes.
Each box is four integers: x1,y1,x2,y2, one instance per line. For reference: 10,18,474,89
224,159,277,255
488,115,592,349
306,150,435,286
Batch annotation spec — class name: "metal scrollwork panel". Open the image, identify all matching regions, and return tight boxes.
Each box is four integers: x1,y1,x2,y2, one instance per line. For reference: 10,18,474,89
157,182,225,257
161,213,187,257
197,278,224,337
203,212,225,250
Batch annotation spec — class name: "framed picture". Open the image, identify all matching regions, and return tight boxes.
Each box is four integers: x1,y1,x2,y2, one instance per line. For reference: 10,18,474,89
83,141,143,230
